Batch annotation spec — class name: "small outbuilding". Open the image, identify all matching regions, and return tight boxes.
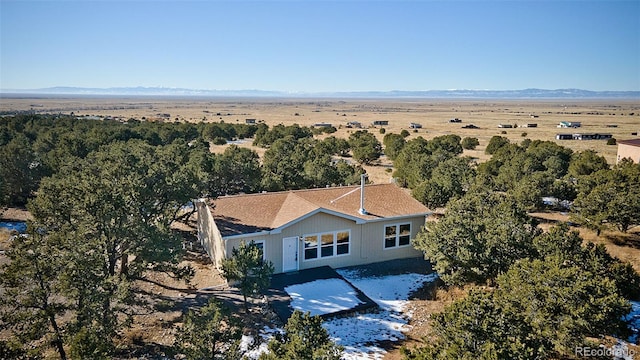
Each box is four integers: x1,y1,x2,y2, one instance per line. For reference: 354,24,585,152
409,123,422,129
372,120,389,126
558,121,581,128
556,134,573,140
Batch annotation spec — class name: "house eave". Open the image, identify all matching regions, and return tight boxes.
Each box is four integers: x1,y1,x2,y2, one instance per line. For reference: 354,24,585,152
361,212,432,223
219,211,432,240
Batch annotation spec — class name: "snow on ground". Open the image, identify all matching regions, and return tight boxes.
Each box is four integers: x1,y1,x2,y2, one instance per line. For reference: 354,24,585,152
324,271,439,359
247,271,439,360
285,278,364,316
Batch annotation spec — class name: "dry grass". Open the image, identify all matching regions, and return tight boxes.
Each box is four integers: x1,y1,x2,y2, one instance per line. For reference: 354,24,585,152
2,98,639,165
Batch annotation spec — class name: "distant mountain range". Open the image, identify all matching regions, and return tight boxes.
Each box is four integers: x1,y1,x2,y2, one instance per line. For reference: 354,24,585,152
2,87,639,99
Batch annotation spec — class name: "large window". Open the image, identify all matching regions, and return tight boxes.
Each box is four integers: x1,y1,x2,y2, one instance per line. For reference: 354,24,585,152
384,223,411,249
304,230,350,260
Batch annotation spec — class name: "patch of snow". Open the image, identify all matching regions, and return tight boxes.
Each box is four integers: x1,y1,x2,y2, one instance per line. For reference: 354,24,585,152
338,271,439,312
609,341,637,360
285,278,364,316
252,272,439,360
242,327,281,360
324,310,410,359
323,271,439,359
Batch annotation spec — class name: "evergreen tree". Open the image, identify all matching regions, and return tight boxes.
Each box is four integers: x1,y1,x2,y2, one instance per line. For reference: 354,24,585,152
260,311,342,360
221,241,275,312
0,227,68,359
348,130,382,165
413,191,539,285
175,298,243,360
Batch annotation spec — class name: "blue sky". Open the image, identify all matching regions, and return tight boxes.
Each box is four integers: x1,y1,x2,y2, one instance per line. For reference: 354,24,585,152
1,0,639,92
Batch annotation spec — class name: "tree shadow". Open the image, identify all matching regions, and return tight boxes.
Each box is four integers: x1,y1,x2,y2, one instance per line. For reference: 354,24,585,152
605,232,640,250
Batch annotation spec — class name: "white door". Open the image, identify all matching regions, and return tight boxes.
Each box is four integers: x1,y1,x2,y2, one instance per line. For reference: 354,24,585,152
282,237,298,272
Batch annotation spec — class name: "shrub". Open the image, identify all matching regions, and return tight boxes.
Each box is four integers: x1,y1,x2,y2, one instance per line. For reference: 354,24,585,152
461,137,479,150
521,132,528,137
212,136,227,145
400,129,410,138
607,138,617,145
379,128,386,134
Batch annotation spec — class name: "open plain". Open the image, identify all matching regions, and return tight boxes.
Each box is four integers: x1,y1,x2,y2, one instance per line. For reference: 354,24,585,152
2,96,638,168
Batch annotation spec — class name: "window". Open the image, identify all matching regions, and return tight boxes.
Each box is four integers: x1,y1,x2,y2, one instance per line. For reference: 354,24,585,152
384,223,412,249
304,235,318,261
303,230,350,260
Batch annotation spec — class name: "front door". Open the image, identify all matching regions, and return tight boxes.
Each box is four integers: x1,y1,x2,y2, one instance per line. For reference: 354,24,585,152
282,236,298,272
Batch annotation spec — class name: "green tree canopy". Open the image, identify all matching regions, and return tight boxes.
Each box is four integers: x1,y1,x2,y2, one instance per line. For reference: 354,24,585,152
174,298,243,360
0,133,46,205
413,191,540,285
485,136,510,155
461,136,480,150
568,149,609,178
260,310,342,360
383,132,406,160
572,159,640,233
348,130,382,165
221,241,274,312
393,137,435,189
412,156,476,208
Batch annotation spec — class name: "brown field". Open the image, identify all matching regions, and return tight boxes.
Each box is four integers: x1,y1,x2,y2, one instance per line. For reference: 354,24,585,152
2,97,639,168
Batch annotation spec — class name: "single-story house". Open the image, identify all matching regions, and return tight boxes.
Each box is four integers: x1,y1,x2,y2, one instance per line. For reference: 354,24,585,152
523,123,538,128
372,120,389,126
449,118,462,123
346,121,362,128
498,124,513,128
617,138,640,164
409,122,422,129
195,183,431,274
245,118,257,124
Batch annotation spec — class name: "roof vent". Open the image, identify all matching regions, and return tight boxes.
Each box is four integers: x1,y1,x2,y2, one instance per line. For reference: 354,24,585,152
358,174,368,215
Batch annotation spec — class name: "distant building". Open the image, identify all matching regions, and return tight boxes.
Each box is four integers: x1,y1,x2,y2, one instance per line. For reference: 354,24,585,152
558,121,581,128
572,133,612,140
449,118,462,123
372,120,389,126
409,123,422,129
617,138,640,164
346,121,362,128
556,134,573,140
530,115,539,118
245,118,256,124
498,124,513,128
523,123,538,128
314,123,333,128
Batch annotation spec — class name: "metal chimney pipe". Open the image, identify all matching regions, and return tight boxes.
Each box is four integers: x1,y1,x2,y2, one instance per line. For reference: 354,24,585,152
358,174,367,215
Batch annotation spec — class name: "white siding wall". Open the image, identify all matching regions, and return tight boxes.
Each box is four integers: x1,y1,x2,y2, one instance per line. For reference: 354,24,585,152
196,201,226,271
224,212,426,273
